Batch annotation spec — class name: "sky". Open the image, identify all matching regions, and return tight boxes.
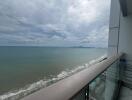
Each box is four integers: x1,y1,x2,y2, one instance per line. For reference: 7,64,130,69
0,0,111,47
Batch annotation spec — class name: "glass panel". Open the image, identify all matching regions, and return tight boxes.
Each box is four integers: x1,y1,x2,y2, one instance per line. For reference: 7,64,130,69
89,73,105,100
89,59,119,100
71,59,120,100
71,86,89,100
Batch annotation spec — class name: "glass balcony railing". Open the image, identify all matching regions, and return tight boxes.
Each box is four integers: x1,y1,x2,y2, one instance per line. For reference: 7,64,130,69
89,59,120,100
21,53,123,100
71,58,120,100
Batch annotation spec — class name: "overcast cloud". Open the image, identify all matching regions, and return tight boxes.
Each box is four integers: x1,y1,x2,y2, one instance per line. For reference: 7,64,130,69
0,0,111,47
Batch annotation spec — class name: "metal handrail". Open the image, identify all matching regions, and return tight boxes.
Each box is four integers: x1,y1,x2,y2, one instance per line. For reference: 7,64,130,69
21,53,123,100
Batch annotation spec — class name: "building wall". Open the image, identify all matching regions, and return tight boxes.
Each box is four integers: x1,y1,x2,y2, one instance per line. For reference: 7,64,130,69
106,0,121,99
108,0,120,56
118,14,132,85
108,0,132,88
119,15,132,61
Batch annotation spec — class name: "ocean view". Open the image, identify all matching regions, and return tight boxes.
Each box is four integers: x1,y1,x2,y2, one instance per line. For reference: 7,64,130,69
0,46,106,99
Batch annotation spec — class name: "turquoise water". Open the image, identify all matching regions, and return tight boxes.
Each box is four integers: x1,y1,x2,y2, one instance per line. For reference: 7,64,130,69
0,46,107,98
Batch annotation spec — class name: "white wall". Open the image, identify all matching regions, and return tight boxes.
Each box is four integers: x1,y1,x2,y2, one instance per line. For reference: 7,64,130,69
119,15,132,61
106,0,121,99
118,14,132,84
109,0,132,89
108,0,120,56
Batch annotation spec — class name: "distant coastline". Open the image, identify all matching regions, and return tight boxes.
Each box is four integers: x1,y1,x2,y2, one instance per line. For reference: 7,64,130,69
0,45,107,49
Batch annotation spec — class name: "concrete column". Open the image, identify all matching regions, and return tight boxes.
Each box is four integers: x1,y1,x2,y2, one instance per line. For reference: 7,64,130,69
106,0,121,100
108,0,121,56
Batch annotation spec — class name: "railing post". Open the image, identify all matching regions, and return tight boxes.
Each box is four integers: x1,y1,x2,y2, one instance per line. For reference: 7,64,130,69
85,85,89,100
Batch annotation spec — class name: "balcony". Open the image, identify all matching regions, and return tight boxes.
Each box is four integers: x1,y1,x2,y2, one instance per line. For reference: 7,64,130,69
20,53,124,100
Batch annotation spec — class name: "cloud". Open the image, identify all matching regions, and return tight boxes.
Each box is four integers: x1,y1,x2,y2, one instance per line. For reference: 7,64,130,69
0,0,111,47
80,26,109,47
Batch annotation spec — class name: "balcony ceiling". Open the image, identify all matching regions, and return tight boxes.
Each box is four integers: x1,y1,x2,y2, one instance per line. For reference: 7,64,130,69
126,0,132,14
119,0,132,16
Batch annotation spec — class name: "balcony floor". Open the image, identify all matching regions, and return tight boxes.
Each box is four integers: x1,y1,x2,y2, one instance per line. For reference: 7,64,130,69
119,86,132,100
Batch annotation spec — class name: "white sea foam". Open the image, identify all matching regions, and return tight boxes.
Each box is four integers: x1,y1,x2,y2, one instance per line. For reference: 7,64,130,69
0,54,107,100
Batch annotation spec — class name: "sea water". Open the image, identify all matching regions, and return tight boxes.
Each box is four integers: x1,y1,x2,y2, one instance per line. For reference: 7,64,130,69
0,46,107,99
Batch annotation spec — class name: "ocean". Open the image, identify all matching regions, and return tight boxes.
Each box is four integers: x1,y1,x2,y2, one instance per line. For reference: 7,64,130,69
0,46,107,99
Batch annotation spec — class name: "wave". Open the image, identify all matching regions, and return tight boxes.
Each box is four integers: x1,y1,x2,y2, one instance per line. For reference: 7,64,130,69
0,54,107,100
